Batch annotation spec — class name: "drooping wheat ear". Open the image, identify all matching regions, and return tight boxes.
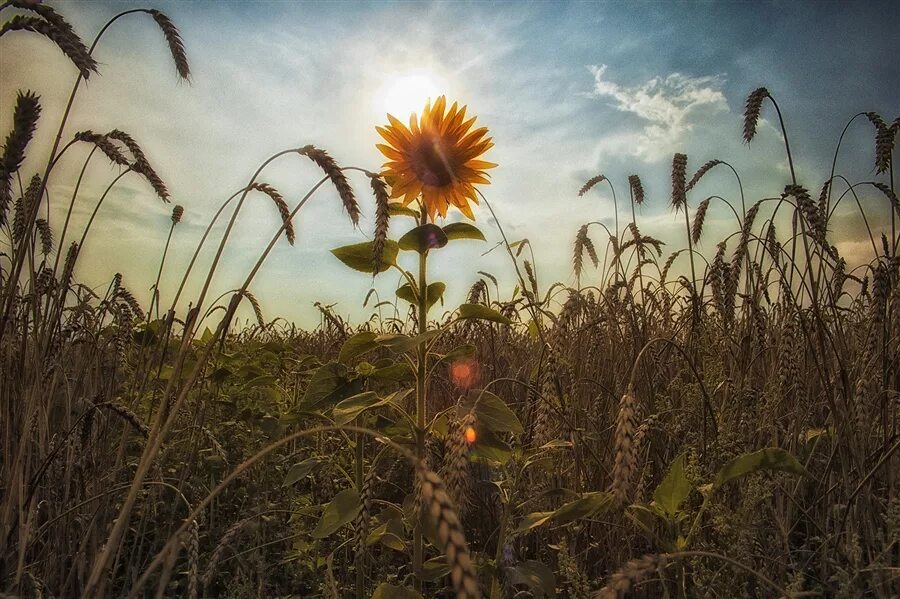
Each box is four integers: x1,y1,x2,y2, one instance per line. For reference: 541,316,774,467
1,90,40,174
627,175,645,205
353,468,375,572
865,112,895,174
686,159,723,192
523,259,538,298
250,183,294,245
579,174,607,196
558,539,591,598
743,87,769,143
442,412,476,517
117,286,145,321
610,385,638,506
633,413,659,450
370,174,390,273
415,462,481,599
573,224,598,278
0,14,97,79
817,178,832,221
146,10,191,80
73,130,129,166
777,315,802,396
594,554,666,599
0,91,41,224
870,182,900,222
203,517,254,587
764,222,780,264
690,198,710,244
106,129,171,202
35,218,52,255
60,242,79,290
171,204,184,224
239,290,265,327
671,153,687,210
95,402,150,438
467,279,487,305
35,267,54,296
709,242,727,316
184,519,200,599
298,145,360,226
12,174,40,242
201,426,228,466
784,184,824,242
728,200,761,303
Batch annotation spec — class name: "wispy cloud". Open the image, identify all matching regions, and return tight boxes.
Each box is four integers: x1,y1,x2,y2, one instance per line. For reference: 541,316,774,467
588,64,728,162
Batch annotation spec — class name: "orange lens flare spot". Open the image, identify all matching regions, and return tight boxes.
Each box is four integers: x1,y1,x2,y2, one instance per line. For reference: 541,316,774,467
450,358,480,390
464,426,477,445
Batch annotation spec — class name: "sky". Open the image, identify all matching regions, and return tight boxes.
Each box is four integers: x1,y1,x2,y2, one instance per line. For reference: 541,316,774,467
2,0,898,328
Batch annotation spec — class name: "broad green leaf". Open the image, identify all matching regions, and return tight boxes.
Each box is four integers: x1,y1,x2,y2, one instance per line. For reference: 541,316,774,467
332,390,411,425
372,583,422,599
458,303,513,325
441,344,477,361
713,448,808,489
375,330,440,354
312,488,361,538
515,492,613,533
653,453,692,516
468,428,513,464
300,362,363,411
459,390,524,434
505,560,556,598
339,331,379,364
514,511,554,534
368,362,414,382
398,223,448,252
331,240,399,273
396,282,446,311
331,392,379,425
282,458,321,486
443,222,486,241
421,557,452,581
551,491,613,526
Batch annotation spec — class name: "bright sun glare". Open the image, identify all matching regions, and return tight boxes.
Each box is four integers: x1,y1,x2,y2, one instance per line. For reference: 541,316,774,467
375,71,444,119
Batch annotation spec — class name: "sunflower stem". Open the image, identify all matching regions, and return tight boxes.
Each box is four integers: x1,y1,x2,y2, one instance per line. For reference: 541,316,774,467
413,210,428,591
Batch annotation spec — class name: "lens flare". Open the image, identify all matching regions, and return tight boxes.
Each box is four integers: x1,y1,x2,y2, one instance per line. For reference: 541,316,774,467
450,358,480,390
464,426,477,444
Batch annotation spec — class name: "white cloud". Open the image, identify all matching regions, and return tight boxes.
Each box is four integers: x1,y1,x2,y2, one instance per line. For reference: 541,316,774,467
588,64,729,162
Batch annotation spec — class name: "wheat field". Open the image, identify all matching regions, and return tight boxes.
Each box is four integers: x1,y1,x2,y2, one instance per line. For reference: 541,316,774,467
1,2,898,598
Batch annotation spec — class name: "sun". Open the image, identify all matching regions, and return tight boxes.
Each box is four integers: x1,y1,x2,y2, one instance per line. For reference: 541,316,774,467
375,71,444,119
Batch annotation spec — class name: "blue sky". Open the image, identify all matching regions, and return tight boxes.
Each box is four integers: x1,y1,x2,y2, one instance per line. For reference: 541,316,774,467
2,1,897,326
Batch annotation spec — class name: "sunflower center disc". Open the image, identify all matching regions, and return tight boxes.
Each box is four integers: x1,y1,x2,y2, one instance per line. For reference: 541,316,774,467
410,133,454,187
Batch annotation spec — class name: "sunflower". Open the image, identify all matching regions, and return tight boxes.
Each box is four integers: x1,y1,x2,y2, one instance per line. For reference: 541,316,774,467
376,95,496,221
